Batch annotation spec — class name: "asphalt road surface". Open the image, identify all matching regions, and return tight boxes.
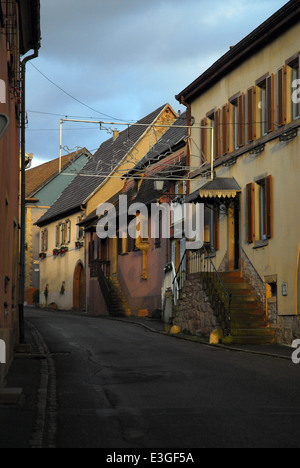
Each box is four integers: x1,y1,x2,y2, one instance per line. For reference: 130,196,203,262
25,308,300,449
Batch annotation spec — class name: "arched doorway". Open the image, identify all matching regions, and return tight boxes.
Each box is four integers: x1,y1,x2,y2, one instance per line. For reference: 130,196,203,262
73,262,86,311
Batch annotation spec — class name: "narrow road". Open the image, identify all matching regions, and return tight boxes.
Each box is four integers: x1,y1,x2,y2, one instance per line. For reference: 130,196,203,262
26,308,300,448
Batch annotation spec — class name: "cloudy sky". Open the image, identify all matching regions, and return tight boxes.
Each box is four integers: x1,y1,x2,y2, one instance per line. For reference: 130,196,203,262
26,0,288,167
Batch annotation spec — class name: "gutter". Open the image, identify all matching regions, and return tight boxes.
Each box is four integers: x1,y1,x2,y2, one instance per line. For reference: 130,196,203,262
19,50,39,343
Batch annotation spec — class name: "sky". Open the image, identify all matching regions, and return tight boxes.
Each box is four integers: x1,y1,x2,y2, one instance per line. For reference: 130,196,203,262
25,0,288,167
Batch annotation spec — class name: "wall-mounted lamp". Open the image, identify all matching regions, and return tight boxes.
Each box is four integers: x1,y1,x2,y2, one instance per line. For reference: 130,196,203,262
154,180,164,191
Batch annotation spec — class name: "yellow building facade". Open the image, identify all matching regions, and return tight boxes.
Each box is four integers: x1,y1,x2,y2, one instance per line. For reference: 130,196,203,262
176,4,300,344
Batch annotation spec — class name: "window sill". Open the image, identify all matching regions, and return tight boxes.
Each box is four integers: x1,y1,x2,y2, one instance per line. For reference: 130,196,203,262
253,239,269,249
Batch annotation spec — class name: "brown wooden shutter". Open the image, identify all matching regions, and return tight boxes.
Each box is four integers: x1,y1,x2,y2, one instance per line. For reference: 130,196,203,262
277,66,286,127
222,104,229,156
238,93,245,147
247,87,255,142
266,74,274,133
200,118,207,163
265,175,273,239
246,183,254,243
214,109,221,159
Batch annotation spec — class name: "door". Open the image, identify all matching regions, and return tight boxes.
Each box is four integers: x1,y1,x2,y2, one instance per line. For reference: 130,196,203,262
73,262,85,311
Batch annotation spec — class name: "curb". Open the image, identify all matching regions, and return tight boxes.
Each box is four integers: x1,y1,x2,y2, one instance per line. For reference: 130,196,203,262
26,320,57,448
101,315,291,361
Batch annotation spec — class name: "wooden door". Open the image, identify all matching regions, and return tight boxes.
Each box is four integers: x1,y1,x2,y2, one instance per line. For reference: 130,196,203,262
73,262,85,311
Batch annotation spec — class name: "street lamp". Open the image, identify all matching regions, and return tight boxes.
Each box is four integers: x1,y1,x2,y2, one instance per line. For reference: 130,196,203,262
0,113,9,140
154,179,164,191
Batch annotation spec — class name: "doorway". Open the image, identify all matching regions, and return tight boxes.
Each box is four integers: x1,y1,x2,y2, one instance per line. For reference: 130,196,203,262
73,262,85,311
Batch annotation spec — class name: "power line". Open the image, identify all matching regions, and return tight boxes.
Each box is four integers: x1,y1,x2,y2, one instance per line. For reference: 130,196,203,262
29,62,130,122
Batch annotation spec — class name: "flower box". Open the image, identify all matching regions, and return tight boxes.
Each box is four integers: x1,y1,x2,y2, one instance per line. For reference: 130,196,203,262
53,248,60,257
75,241,83,249
39,252,46,259
59,246,68,255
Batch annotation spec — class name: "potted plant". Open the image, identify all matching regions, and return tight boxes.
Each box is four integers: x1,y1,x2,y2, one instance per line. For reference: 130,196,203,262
75,241,83,249
59,246,68,255
53,248,59,257
39,252,46,259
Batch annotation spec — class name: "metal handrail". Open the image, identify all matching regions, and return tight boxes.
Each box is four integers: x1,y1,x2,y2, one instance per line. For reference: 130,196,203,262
172,244,232,336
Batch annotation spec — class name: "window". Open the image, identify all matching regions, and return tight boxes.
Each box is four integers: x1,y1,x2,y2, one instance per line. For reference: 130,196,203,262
77,216,85,241
291,60,300,120
286,54,300,123
200,118,207,163
229,98,240,151
256,75,274,138
247,86,256,142
277,66,286,127
238,93,245,148
258,180,267,240
204,206,219,251
246,183,254,244
41,229,48,251
221,104,229,156
207,109,221,162
247,176,273,246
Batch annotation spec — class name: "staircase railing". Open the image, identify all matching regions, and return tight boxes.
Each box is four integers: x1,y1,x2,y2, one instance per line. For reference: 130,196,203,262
90,260,111,308
173,244,232,336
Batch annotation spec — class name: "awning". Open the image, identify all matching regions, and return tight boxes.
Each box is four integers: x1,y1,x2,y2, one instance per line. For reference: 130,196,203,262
186,178,241,203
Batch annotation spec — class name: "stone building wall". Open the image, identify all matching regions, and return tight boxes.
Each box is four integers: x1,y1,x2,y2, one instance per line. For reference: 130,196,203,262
173,273,217,338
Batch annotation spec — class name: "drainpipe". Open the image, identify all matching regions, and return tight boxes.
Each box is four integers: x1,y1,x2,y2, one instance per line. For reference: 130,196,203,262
19,50,39,343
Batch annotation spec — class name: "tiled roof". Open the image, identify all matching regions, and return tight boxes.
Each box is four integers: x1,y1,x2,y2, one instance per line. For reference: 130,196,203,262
125,112,187,178
25,148,90,198
36,104,172,227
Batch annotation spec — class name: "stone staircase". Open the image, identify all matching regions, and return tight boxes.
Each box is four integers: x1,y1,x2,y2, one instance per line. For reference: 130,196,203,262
107,277,131,317
219,271,277,345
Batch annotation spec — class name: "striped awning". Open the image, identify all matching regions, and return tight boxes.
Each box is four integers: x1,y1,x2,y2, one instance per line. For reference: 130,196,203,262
186,178,241,202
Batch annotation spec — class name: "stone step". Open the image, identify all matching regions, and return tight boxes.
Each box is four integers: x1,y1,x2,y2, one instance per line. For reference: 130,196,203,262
224,334,277,345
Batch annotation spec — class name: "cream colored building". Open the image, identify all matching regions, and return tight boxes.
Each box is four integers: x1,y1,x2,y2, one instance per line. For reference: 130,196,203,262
176,1,300,344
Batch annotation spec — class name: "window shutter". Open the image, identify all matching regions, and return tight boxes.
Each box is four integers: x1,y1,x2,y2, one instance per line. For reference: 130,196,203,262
277,66,286,127
246,183,254,243
265,175,273,239
266,74,274,133
45,229,48,251
200,118,207,163
214,109,221,159
238,93,245,147
56,225,59,247
247,87,255,142
222,104,228,156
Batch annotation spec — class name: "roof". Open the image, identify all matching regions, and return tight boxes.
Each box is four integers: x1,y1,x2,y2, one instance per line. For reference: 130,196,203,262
186,178,241,202
176,0,300,104
17,0,41,54
36,104,174,227
125,112,187,178
25,148,90,198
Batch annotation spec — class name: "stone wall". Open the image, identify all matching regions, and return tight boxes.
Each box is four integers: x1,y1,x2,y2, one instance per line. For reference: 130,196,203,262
173,273,217,338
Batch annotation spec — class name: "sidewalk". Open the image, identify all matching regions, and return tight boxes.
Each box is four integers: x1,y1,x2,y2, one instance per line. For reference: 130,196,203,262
0,320,42,448
0,310,293,448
